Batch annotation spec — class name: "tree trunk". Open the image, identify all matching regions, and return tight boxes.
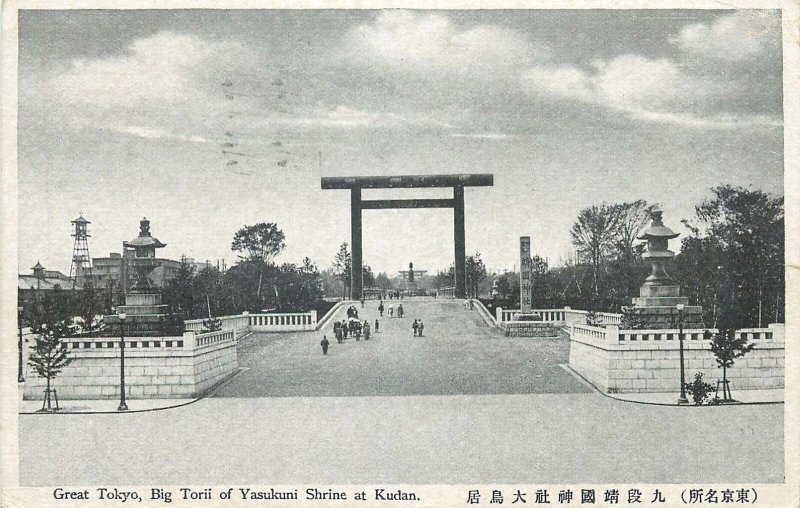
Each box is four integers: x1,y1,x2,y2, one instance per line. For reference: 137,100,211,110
722,365,728,400
45,375,52,411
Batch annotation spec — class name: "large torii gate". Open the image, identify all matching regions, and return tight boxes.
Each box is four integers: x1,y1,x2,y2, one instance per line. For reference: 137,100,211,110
321,173,494,300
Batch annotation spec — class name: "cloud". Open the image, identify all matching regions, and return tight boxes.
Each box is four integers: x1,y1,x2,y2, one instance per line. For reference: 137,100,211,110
107,124,208,143
673,11,780,61
525,55,710,110
51,31,251,107
282,105,452,129
343,11,543,80
522,54,780,129
631,111,782,129
450,132,514,140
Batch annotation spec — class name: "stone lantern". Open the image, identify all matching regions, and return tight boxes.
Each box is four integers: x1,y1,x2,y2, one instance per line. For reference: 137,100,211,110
105,218,170,334
626,210,704,329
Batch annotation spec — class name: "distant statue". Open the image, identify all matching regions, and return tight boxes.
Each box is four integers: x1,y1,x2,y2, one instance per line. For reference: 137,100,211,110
409,262,414,282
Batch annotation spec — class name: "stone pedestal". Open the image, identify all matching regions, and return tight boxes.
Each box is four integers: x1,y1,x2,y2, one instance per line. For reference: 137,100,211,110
627,284,704,329
500,320,560,338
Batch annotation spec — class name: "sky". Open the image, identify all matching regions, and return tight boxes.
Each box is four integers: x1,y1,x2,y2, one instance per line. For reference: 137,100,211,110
17,9,784,276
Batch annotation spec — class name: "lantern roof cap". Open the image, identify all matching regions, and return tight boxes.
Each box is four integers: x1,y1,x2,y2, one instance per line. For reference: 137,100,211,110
123,217,166,249
637,210,680,240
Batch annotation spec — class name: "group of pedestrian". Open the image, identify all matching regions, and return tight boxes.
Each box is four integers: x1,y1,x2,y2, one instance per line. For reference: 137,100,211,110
387,291,403,300
380,300,404,318
321,298,429,356
333,318,373,343
412,319,425,337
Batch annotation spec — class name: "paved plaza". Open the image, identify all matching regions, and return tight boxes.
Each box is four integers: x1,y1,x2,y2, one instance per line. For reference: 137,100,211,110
19,394,783,485
18,299,784,485
215,299,588,397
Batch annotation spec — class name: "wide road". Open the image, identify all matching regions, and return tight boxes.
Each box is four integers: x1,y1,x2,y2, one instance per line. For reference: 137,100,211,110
20,395,783,485
216,298,588,397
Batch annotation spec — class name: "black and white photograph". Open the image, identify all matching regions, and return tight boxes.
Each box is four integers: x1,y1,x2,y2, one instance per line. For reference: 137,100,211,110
1,1,797,506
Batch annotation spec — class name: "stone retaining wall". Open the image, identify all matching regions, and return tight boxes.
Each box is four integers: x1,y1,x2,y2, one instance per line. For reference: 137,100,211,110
569,323,784,393
23,330,238,400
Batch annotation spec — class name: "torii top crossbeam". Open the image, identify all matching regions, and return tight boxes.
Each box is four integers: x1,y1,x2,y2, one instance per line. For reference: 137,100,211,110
321,174,494,189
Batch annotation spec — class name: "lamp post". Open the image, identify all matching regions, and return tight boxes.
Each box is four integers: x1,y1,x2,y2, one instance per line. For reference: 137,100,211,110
118,312,128,411
677,303,688,405
18,306,25,383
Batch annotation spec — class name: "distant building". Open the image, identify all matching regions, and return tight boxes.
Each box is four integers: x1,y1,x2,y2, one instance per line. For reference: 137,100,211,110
18,261,79,305
86,249,184,292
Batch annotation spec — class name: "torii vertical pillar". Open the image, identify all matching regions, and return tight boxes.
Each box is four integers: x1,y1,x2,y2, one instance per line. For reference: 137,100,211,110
454,185,466,299
351,187,363,301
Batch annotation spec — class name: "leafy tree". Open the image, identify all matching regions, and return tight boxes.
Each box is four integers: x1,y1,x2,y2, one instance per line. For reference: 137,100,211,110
163,259,196,319
374,272,394,291
674,235,722,326
363,264,376,289
332,242,352,300
231,222,287,263
710,328,756,401
494,272,514,300
679,185,784,329
434,265,454,290
299,257,319,277
231,222,286,300
465,253,487,298
28,319,73,412
76,280,102,334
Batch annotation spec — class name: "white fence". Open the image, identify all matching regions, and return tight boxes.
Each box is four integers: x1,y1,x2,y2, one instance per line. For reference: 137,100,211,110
494,306,623,326
184,314,250,334
184,311,317,334
570,322,785,346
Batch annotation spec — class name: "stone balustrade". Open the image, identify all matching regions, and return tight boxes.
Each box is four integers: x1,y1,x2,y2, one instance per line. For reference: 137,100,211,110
571,323,785,346
495,306,623,326
570,323,611,341
184,314,250,334
184,311,317,333
248,311,317,332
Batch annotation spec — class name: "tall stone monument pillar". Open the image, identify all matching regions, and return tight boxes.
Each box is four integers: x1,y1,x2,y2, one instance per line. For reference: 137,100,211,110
500,235,556,336
519,236,533,314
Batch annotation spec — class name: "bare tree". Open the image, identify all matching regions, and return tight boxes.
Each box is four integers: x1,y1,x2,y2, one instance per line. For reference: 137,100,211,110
332,242,351,300
570,204,622,294
613,200,655,262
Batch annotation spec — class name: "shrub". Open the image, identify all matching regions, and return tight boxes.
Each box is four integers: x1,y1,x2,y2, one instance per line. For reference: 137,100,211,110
685,372,715,405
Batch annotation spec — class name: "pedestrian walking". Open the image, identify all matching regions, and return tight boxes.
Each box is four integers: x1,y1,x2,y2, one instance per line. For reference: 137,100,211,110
320,335,329,355
398,304,404,318
412,319,419,337
334,321,342,343
418,320,424,337
361,297,365,308
342,319,349,339
363,320,371,340
374,319,380,333
389,304,394,317
378,301,384,317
